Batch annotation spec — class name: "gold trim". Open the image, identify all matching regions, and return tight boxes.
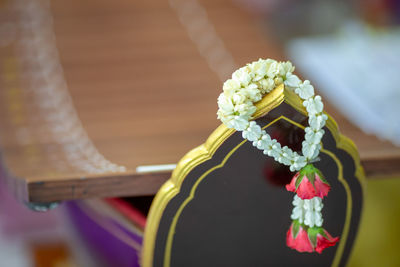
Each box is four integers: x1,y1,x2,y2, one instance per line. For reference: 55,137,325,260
142,84,284,267
321,149,351,267
162,119,349,267
142,85,366,266
163,116,289,267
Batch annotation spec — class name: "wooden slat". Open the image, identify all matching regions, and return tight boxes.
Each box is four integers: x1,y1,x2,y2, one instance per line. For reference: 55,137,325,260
0,0,399,203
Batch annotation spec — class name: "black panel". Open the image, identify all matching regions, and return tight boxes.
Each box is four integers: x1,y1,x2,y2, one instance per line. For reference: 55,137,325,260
153,103,363,267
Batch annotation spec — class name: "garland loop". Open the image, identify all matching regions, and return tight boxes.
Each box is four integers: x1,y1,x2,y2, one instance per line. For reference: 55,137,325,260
217,58,340,254
217,58,328,172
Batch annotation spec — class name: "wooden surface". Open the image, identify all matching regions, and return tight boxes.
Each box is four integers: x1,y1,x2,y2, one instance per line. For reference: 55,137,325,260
0,0,399,203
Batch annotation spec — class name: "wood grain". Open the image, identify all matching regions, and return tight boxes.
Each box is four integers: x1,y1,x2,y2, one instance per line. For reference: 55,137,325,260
0,0,399,203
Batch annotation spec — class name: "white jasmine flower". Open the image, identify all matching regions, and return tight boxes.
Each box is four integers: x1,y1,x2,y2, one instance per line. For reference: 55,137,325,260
218,59,326,175
232,101,248,113
242,121,262,141
242,83,262,102
284,73,301,88
303,95,324,115
232,67,251,87
305,127,324,145
293,196,324,228
250,59,268,81
291,206,305,224
217,111,233,124
272,141,282,151
232,92,247,104
311,143,321,159
270,141,282,159
290,153,307,172
295,80,315,100
234,102,256,117
217,93,234,114
312,197,323,211
223,79,240,96
277,146,294,165
302,142,321,160
266,60,279,78
291,195,305,223
303,199,313,211
314,211,323,227
231,115,249,131
216,108,225,119
303,197,324,227
278,61,295,76
290,165,297,173
263,139,280,158
274,76,283,85
220,115,234,128
281,146,294,158
293,194,303,206
308,114,328,131
302,140,318,159
255,133,271,150
259,78,275,93
304,210,318,227
278,154,291,165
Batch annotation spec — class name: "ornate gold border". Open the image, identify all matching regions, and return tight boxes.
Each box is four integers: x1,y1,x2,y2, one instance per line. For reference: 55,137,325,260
142,84,366,267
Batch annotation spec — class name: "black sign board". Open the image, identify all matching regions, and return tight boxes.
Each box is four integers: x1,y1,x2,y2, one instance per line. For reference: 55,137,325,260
143,86,365,267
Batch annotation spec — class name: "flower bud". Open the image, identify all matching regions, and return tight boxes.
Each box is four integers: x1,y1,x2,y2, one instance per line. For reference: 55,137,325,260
286,164,330,199
286,220,339,253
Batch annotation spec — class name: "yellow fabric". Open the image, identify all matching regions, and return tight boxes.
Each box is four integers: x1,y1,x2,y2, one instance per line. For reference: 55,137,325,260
348,178,400,267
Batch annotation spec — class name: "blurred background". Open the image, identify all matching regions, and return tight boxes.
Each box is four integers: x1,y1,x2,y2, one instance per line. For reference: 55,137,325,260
0,0,400,266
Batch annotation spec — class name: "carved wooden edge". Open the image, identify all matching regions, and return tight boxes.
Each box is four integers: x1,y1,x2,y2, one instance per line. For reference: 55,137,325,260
17,155,400,204
26,172,169,203
4,171,169,203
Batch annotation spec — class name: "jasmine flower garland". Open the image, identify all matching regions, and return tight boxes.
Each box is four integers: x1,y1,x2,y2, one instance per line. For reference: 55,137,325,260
217,58,339,253
217,58,327,171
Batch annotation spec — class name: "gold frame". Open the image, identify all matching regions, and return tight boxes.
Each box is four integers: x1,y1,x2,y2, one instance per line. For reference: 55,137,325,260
142,84,366,267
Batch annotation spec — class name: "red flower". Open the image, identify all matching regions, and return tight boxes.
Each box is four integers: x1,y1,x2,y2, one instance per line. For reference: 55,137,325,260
286,221,339,254
286,221,313,253
286,164,330,199
314,228,340,254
